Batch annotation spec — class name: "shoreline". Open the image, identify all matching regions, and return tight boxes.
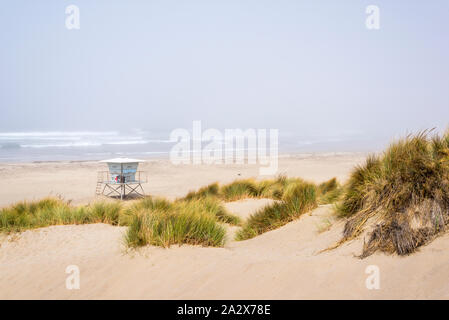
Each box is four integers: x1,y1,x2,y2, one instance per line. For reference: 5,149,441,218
0,150,370,165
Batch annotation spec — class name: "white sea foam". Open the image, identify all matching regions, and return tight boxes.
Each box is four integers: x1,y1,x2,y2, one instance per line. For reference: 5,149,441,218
0,131,174,150
0,131,118,138
20,142,103,148
0,130,368,163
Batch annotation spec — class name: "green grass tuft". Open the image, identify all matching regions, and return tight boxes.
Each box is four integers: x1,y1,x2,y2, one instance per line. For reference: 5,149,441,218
88,201,123,225
336,131,449,257
317,177,343,204
0,198,127,232
124,195,238,248
236,181,317,240
187,196,241,226
183,183,220,201
220,179,259,201
125,206,226,248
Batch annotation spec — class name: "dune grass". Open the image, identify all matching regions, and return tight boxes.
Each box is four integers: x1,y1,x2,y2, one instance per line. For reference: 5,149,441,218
125,197,227,248
220,179,260,201
0,198,125,232
183,183,220,201
88,201,124,225
235,180,317,240
336,131,449,257
175,196,241,226
120,196,172,225
183,176,313,202
1,174,342,248
219,176,314,201
190,196,241,225
317,177,343,204
180,176,341,240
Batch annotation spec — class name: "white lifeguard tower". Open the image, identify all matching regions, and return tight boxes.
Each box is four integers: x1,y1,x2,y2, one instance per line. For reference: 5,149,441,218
96,158,147,200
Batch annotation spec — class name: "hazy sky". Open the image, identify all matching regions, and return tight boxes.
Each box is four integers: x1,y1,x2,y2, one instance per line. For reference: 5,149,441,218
1,0,448,139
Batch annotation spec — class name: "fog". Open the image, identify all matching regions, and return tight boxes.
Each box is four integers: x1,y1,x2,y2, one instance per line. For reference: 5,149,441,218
1,0,448,143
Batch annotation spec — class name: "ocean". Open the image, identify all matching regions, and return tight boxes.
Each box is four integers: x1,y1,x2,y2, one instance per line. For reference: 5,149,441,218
0,130,382,163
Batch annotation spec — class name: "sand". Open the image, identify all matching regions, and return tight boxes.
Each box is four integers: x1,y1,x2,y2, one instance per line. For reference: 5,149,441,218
1,152,449,299
0,153,366,206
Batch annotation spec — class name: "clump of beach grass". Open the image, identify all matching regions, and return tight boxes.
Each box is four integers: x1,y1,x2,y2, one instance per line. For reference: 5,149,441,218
0,198,70,232
88,201,123,225
183,175,311,202
336,131,449,257
124,194,242,248
125,198,227,248
192,196,241,225
0,198,126,232
317,177,343,204
254,175,294,200
183,183,220,201
175,196,241,226
129,196,172,212
220,179,259,201
235,180,317,240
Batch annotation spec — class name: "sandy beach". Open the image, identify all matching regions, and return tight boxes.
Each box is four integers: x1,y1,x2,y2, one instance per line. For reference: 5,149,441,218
1,152,449,300
0,153,366,207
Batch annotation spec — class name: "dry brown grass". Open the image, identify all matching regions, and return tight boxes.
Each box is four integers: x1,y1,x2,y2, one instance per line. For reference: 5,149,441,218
336,131,449,257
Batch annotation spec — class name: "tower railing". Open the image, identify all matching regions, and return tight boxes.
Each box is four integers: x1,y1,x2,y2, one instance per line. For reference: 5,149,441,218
96,171,148,199
97,171,148,184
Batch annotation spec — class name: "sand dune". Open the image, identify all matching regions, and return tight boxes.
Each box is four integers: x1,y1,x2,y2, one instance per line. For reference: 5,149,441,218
1,153,448,299
1,203,449,299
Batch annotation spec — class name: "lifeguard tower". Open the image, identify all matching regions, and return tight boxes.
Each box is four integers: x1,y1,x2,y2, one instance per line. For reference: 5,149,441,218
96,158,147,200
